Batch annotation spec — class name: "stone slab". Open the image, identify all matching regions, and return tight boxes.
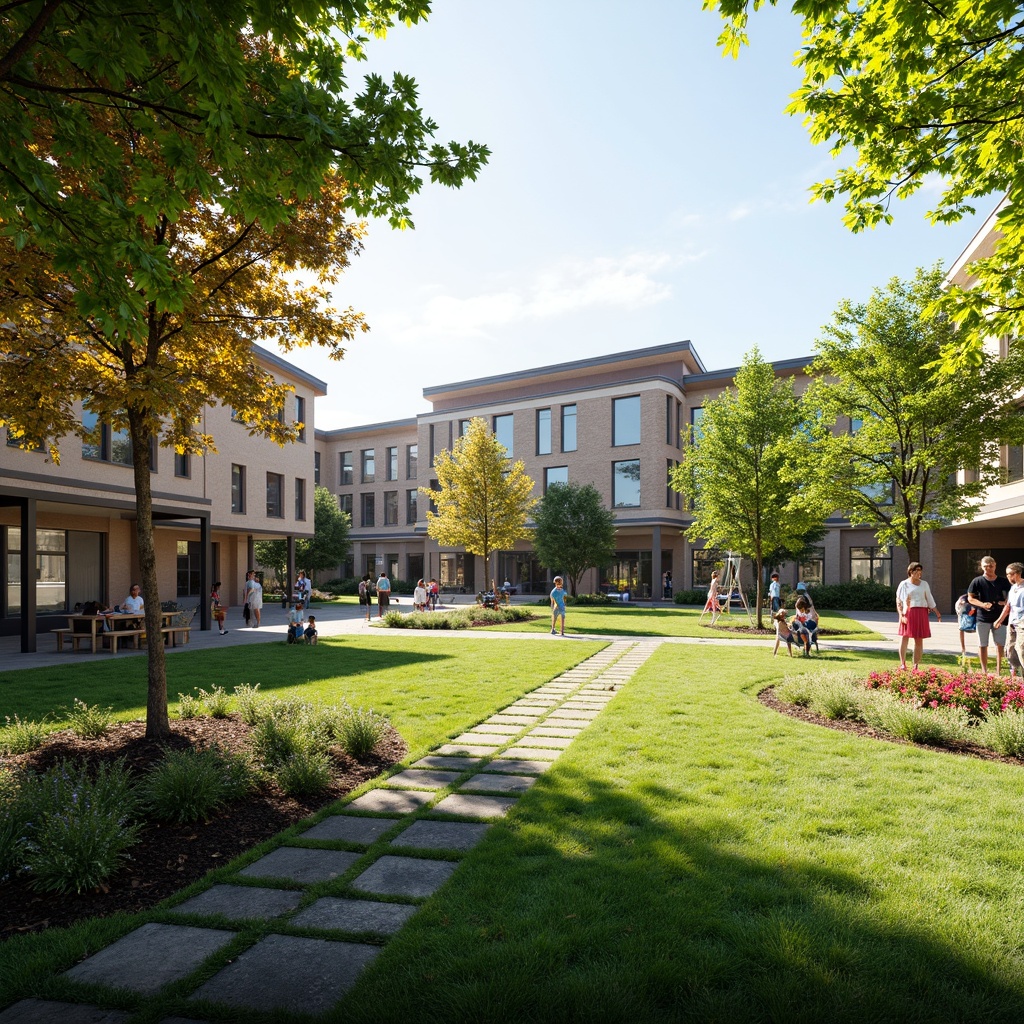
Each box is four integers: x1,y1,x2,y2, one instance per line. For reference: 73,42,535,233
501,746,560,760
435,744,498,757
431,794,519,819
451,733,504,747
239,847,360,884
351,855,458,897
506,705,554,713
484,759,551,775
548,709,599,720
188,934,377,1015
471,724,521,735
485,715,539,726
390,819,491,852
460,773,536,794
522,734,574,748
412,756,483,770
297,816,400,844
529,727,582,737
0,1002,130,1024
291,897,417,934
536,718,591,729
168,884,303,921
346,789,434,813
386,769,462,789
63,923,233,995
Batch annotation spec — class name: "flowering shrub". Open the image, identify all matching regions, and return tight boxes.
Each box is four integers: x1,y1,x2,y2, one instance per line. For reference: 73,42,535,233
865,667,1011,719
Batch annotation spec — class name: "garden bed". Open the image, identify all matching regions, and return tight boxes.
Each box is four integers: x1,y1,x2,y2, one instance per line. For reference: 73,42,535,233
0,714,405,939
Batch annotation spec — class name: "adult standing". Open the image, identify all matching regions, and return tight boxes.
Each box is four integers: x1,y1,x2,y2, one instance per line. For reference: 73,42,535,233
995,562,1024,681
550,575,566,636
244,569,263,628
703,570,721,616
296,570,312,606
358,573,373,622
896,562,941,671
968,556,1009,675
376,569,391,618
210,581,228,636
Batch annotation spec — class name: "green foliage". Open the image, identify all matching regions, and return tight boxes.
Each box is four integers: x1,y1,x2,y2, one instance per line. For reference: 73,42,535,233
336,707,390,759
274,749,333,797
197,686,232,719
385,609,471,629
806,580,894,611
673,589,709,605
176,692,202,720
0,715,47,756
976,711,1024,758
532,483,616,597
567,593,616,606
0,769,30,881
256,486,351,585
233,684,265,726
140,746,253,824
64,698,114,740
860,690,971,745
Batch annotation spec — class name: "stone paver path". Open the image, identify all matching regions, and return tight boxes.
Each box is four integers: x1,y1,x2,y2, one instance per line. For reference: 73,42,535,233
0,639,661,1024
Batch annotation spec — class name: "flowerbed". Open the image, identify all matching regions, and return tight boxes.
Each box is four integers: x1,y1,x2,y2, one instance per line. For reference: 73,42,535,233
865,667,1020,718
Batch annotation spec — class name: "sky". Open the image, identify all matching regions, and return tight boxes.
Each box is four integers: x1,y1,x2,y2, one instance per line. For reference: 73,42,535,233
291,1,993,431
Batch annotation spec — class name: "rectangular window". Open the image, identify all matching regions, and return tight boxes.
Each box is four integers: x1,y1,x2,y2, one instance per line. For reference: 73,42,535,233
361,492,375,528
82,408,103,460
561,404,577,452
176,539,201,598
429,424,436,462
850,545,891,587
266,472,284,518
339,493,353,516
544,466,568,492
314,451,321,485
1007,443,1024,483
691,548,724,589
676,401,682,449
406,488,418,524
386,446,398,481
295,394,306,442
690,407,705,443
295,478,306,521
799,547,825,586
231,464,246,514
340,451,353,486
666,395,673,445
666,459,675,508
174,452,191,478
612,459,641,507
537,408,552,455
459,419,472,438
361,449,375,483
384,490,398,525
613,395,641,446
6,428,42,451
493,413,513,455
429,478,439,515
407,444,418,479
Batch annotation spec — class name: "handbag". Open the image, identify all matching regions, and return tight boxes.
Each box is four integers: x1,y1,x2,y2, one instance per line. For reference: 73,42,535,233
958,610,977,632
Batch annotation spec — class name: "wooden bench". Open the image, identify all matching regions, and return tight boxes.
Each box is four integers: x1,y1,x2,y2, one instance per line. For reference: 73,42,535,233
161,625,192,647
53,628,107,652
101,629,144,653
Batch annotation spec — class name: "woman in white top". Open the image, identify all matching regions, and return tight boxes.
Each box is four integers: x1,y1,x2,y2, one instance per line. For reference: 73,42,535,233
896,562,941,670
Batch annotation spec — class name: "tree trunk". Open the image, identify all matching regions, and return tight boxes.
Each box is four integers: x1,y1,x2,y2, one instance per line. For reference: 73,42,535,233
905,531,920,565
755,556,764,630
129,413,170,740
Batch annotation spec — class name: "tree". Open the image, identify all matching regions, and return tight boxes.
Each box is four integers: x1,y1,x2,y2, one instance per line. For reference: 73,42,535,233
796,266,1024,565
0,2,487,739
707,0,1024,372
671,348,826,628
256,486,351,587
532,483,616,598
420,418,536,591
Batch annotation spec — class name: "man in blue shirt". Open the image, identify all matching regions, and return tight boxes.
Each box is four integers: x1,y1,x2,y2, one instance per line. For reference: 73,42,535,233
769,573,781,614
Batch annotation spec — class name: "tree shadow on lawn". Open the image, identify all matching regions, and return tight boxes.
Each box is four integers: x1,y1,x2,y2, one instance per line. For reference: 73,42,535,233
344,766,1024,1024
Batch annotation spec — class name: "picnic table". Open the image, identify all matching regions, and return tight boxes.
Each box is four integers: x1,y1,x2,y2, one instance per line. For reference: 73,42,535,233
56,610,177,654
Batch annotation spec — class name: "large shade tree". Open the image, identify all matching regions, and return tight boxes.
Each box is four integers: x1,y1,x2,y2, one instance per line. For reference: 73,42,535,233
420,418,536,593
707,0,1024,372
0,1,487,738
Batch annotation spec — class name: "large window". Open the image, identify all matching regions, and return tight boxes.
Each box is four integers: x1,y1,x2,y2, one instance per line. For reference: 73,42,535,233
266,472,284,518
295,395,306,442
386,446,398,481
612,459,641,507
5,527,67,614
850,545,891,586
799,547,825,586
231,464,246,514
493,413,513,455
314,451,321,485
691,548,724,589
459,419,472,438
406,488,418,524
174,452,191,478
361,493,375,527
339,493,353,516
361,449,375,483
690,407,705,442
340,451,353,485
407,444,418,479
561,404,577,452
295,478,306,521
1007,442,1024,483
600,551,653,600
384,490,398,525
545,466,568,491
81,409,133,465
177,539,201,597
537,408,551,455
613,395,641,446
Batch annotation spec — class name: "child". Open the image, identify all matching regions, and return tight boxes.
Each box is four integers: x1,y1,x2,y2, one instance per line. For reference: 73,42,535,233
303,615,318,645
413,579,427,612
703,570,720,614
773,609,794,657
791,596,818,656
769,572,781,613
955,592,976,657
287,601,305,643
550,576,566,636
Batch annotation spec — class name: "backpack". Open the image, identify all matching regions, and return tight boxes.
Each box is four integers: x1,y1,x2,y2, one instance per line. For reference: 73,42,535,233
358,580,367,598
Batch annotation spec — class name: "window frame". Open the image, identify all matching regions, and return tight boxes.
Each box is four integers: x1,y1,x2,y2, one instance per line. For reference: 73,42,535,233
536,408,552,456
613,395,641,447
561,404,577,453
361,448,375,484
266,471,284,518
612,458,641,508
231,464,246,515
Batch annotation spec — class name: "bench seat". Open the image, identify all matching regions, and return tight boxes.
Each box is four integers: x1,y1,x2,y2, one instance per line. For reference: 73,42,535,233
161,625,192,647
101,629,144,653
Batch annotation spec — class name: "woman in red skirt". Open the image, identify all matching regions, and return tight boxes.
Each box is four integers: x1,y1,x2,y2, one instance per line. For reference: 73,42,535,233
896,562,941,670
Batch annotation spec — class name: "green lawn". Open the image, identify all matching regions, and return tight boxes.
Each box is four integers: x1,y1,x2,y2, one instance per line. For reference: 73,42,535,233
488,603,881,640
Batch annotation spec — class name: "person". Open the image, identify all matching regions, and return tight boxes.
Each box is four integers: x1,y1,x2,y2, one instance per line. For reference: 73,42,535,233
376,570,391,617
358,573,373,621
772,609,795,657
243,569,263,628
895,561,941,671
550,575,566,635
287,601,305,643
955,591,976,658
663,570,673,599
968,556,1009,674
790,596,819,656
210,582,228,636
994,562,1024,680
304,615,318,644
703,570,721,615
796,580,809,598
428,577,439,611
501,578,512,603
122,583,144,628
296,570,312,606
413,579,427,612
768,572,782,614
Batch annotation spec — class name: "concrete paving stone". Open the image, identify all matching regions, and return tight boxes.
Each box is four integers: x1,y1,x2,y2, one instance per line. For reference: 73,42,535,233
450,733,504,747
63,923,234,995
548,709,599,720
486,715,540,725
484,758,551,774
502,746,560,760
471,724,521,735
0,1002,131,1024
544,717,595,728
188,934,377,1015
297,816,401,844
291,897,417,935
522,733,574,748
460,773,536,794
346,789,434,813
529,726,582,737
431,794,519,819
351,855,458,897
435,743,500,757
167,884,303,921
239,847,360,884
412,755,483,770
159,1017,209,1024
507,704,555,713
386,769,462,789
561,703,607,711
390,819,491,852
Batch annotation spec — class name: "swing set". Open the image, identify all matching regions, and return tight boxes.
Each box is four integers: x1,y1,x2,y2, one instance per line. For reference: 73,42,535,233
698,554,754,626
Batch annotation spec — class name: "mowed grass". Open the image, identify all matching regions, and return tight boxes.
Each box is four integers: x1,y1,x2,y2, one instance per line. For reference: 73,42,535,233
337,645,1024,1024
486,603,880,640
0,635,606,754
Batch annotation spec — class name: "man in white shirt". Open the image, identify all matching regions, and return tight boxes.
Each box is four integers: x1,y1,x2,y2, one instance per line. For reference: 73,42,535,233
995,562,1024,680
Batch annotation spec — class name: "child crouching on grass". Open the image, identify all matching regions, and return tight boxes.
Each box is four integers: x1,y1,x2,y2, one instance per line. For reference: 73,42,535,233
303,615,318,644
773,609,794,657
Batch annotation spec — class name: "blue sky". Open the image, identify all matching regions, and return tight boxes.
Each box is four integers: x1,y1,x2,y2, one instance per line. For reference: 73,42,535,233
295,1,992,429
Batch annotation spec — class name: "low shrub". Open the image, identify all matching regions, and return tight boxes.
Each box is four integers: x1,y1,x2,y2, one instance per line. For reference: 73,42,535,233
197,685,232,718
975,709,1024,757
64,698,114,739
1,714,47,755
865,667,1008,719
140,746,253,823
775,671,863,720
233,683,265,725
806,580,895,611
674,589,708,605
250,714,307,766
274,749,332,797
177,691,202,720
337,705,390,758
860,690,970,745
775,675,816,708
0,769,30,881
319,577,360,596
386,609,472,630
569,593,616,606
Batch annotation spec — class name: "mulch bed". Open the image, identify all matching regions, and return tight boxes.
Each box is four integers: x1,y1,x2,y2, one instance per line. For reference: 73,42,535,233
0,716,407,940
705,624,859,637
759,685,1024,767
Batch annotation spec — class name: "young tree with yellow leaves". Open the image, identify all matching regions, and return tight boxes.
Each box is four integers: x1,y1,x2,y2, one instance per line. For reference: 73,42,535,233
420,418,536,594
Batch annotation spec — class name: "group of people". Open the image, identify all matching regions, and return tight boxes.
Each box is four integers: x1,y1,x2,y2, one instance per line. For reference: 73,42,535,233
771,577,819,658
412,578,441,612
953,556,1024,678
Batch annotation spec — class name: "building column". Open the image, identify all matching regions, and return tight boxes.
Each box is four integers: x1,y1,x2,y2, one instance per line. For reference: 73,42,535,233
286,535,296,605
21,497,37,653
652,525,662,602
199,514,212,632
246,534,255,572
